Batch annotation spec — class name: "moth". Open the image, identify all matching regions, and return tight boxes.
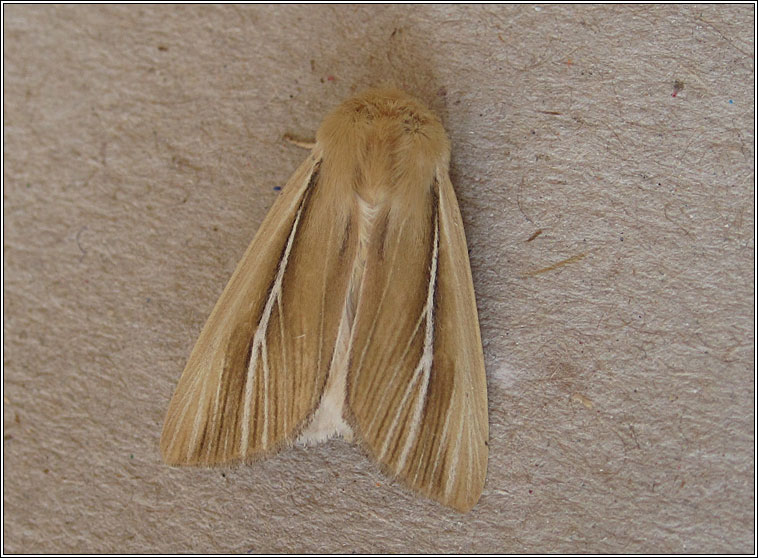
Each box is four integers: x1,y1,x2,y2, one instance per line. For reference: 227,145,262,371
160,88,488,512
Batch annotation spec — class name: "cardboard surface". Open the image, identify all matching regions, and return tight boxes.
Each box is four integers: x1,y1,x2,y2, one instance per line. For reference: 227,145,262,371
3,4,754,553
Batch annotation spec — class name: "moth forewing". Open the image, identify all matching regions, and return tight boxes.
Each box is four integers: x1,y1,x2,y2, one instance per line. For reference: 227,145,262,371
160,89,488,512
160,150,327,465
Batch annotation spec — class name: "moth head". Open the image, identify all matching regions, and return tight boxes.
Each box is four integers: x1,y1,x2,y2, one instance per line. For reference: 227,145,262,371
317,88,451,205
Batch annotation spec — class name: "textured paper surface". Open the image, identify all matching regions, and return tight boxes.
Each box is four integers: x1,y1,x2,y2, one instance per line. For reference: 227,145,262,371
3,4,754,553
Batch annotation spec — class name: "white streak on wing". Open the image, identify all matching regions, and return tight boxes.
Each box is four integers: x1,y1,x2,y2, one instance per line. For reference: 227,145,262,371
187,374,211,462
206,343,233,457
445,400,467,499
377,359,423,460
378,212,440,468
261,335,270,448
297,296,353,443
240,199,308,454
363,300,426,436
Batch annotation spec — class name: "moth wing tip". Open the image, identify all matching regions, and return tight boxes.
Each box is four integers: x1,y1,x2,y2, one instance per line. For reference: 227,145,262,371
158,443,185,466
438,485,484,513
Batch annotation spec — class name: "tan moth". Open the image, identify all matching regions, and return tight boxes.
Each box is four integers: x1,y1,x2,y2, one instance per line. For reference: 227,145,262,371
160,88,488,512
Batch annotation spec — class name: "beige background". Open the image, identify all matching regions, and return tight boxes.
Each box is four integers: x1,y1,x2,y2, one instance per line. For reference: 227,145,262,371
3,4,754,553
